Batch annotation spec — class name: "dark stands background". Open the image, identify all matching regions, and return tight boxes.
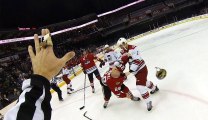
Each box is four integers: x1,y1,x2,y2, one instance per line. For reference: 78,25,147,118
0,0,137,30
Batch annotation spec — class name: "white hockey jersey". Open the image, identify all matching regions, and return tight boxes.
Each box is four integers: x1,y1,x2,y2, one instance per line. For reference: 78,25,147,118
62,67,70,75
123,45,145,75
104,49,121,67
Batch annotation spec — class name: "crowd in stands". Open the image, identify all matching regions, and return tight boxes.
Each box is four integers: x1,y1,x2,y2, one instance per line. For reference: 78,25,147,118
0,56,31,109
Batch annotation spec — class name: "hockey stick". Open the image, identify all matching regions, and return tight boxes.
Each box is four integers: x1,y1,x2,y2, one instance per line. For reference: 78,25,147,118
70,85,90,94
80,74,87,110
83,111,92,120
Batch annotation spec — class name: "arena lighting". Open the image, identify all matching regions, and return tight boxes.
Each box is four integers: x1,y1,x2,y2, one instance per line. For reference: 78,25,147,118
0,20,98,45
51,20,98,36
97,0,145,17
0,0,145,44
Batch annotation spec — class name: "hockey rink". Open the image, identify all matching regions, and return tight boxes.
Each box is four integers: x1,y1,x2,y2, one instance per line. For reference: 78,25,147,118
51,18,208,120
1,16,208,119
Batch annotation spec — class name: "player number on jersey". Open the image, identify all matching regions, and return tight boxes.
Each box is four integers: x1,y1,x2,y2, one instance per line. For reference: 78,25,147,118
115,86,121,91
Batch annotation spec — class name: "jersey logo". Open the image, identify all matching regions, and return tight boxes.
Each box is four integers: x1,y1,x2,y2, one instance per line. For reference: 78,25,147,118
84,60,90,65
116,82,120,85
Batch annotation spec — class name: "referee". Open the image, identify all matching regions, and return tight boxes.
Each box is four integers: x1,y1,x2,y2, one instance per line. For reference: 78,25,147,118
4,29,75,120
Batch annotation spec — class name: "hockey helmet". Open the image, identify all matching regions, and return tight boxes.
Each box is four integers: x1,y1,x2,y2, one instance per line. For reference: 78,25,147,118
104,44,110,50
117,37,127,46
156,67,167,80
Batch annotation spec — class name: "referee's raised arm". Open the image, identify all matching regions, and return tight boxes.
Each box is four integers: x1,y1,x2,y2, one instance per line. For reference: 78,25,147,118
4,29,75,120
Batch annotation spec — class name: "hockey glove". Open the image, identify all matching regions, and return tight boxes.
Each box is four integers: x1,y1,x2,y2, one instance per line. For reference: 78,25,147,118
99,60,105,68
83,70,87,74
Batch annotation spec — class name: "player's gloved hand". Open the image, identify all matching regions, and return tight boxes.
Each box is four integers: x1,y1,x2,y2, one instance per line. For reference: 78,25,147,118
120,73,127,80
83,70,87,74
126,92,133,99
100,78,107,86
99,60,105,68
128,56,133,63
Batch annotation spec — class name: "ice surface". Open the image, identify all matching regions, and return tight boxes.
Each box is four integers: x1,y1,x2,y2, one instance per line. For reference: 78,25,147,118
50,18,208,120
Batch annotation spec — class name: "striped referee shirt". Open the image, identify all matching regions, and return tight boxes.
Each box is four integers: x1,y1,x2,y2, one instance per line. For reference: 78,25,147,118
4,75,52,120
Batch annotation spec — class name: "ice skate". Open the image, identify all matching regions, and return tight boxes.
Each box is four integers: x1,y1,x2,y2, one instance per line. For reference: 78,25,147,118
150,86,159,94
67,88,74,94
103,101,109,108
92,88,95,93
59,97,64,101
131,96,141,101
147,101,153,111
67,84,74,94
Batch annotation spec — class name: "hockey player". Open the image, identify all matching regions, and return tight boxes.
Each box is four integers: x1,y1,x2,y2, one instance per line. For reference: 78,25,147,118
80,49,104,93
101,52,130,108
117,37,159,111
51,76,63,101
102,66,140,108
62,66,74,94
100,44,121,70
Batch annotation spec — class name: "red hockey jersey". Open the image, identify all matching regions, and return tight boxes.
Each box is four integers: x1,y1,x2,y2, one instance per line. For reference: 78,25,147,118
80,53,98,74
120,45,136,54
103,71,128,98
